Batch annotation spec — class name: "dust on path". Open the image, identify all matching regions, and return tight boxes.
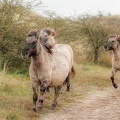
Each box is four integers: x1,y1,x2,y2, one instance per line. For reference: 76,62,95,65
41,86,120,120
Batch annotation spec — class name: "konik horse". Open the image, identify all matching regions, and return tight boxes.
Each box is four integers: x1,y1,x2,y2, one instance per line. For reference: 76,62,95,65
21,29,75,111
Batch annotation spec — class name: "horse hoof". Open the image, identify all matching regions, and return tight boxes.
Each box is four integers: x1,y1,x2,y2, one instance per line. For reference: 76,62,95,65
113,84,118,89
50,104,56,110
37,105,43,109
33,108,36,112
66,89,70,92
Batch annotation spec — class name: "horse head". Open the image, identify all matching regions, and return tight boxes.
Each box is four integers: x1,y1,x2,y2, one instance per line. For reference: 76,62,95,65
104,35,120,51
21,30,39,59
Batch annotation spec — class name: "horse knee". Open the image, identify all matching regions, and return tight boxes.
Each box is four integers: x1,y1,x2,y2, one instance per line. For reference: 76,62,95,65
33,93,38,101
40,86,47,92
40,81,47,92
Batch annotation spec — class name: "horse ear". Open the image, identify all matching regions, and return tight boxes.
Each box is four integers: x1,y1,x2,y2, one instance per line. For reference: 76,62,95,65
46,28,56,36
51,29,56,36
109,34,112,38
36,30,40,38
116,35,120,41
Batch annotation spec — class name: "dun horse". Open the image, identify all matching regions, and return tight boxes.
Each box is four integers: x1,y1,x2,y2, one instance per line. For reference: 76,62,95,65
21,29,75,111
104,35,120,89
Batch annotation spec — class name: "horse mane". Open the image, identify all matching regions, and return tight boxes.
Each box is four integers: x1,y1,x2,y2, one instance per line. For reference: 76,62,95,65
41,28,56,36
27,30,39,37
109,35,116,38
39,28,56,54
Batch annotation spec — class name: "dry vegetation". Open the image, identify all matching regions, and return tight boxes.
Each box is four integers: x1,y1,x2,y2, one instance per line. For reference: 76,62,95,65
0,63,120,120
1,0,120,120
1,0,120,72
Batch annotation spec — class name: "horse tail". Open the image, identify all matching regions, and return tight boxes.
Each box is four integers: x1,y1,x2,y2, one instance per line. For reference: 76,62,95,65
71,66,75,78
63,66,75,85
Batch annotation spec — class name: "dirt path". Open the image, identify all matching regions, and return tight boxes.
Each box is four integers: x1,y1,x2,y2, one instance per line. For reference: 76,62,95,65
41,86,120,120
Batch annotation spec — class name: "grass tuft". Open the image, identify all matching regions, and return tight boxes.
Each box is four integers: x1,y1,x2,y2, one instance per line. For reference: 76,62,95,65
6,110,19,120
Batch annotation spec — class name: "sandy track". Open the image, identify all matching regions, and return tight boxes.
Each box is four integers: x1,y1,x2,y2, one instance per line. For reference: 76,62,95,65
41,86,120,120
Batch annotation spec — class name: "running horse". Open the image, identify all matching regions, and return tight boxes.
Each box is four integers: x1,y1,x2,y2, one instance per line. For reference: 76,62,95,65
21,29,75,111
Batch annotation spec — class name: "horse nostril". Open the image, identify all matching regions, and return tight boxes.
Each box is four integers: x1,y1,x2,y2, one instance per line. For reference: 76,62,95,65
22,50,28,56
25,51,28,55
22,51,25,55
104,45,109,51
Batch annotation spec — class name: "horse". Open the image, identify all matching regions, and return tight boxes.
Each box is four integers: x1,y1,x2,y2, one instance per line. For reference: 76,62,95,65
21,29,75,111
104,35,120,89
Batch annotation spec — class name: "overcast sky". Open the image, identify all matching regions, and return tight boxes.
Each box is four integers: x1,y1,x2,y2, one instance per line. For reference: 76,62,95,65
35,0,120,17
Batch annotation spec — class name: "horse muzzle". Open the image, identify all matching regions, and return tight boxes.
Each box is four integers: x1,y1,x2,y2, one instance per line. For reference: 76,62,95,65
21,50,29,59
104,45,111,51
104,44,113,51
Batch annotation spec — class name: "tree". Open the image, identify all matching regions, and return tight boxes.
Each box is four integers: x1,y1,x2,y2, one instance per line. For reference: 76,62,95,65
78,15,109,63
0,0,42,72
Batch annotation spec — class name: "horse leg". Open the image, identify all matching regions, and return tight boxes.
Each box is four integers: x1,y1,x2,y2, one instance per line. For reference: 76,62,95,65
38,81,47,108
66,73,71,92
63,75,70,92
51,85,62,110
66,66,75,92
111,68,118,89
46,86,50,92
32,82,39,111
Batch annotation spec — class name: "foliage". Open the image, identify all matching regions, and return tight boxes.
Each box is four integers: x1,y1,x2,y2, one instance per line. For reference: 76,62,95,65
0,0,42,72
0,0,120,72
77,15,109,63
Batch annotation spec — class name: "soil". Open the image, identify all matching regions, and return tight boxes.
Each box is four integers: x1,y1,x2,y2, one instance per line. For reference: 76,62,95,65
41,86,120,120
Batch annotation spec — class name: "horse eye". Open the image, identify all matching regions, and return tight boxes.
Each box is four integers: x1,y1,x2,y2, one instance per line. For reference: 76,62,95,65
32,41,36,44
45,35,48,37
112,41,115,42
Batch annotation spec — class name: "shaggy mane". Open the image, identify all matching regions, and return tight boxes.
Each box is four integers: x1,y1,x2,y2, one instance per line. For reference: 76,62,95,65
27,30,37,37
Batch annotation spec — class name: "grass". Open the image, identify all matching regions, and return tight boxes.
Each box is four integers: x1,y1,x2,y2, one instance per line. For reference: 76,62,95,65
0,63,120,120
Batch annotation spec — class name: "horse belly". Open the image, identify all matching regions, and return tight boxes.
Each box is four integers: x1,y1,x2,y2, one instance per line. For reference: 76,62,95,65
50,63,69,87
49,44,73,87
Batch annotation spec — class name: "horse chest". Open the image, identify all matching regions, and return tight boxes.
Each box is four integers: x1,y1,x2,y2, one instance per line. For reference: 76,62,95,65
112,60,120,70
29,64,51,82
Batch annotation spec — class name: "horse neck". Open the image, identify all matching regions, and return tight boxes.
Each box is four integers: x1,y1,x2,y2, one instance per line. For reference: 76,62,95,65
31,41,52,65
113,45,120,61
